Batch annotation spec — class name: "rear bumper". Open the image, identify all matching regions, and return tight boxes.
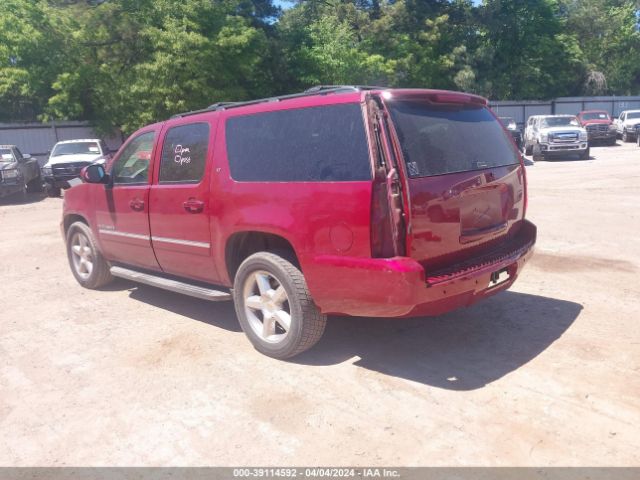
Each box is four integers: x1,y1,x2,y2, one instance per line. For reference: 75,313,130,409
308,220,536,318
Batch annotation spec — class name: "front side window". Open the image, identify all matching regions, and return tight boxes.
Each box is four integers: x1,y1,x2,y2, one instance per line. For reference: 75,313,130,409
111,132,155,185
159,123,210,183
387,101,519,178
627,112,640,120
226,103,371,182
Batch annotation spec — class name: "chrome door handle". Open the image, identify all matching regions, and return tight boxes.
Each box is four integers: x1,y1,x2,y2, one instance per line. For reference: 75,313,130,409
183,198,205,214
129,198,145,211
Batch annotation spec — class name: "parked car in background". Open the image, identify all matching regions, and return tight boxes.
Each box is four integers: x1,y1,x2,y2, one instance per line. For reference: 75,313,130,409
613,110,640,142
523,115,589,161
61,86,536,359
41,139,110,197
0,145,42,199
498,116,523,151
577,110,617,145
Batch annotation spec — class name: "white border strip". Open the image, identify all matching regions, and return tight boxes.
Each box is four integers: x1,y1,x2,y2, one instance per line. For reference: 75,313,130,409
98,229,210,249
152,236,210,249
99,229,150,241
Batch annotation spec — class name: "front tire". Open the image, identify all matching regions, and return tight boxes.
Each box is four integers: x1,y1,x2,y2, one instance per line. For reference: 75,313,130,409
580,147,590,160
233,252,327,359
622,130,630,142
46,184,61,197
66,221,113,289
26,171,43,193
524,141,533,156
532,143,544,162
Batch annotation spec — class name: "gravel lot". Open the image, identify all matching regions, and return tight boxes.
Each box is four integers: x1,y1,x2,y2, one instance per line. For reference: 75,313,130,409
1,143,639,466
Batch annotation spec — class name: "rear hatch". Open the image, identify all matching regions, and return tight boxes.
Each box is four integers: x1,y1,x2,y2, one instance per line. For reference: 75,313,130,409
385,94,526,272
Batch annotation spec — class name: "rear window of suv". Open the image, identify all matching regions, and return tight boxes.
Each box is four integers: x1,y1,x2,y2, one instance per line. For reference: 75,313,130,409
225,103,371,182
387,101,519,178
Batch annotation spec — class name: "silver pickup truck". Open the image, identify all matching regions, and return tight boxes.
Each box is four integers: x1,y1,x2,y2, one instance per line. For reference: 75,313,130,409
523,115,589,161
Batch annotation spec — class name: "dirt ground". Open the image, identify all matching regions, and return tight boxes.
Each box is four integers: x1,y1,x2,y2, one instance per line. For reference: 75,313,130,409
0,142,639,467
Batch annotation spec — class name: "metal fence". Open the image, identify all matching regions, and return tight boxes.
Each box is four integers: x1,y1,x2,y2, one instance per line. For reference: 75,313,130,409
3,95,640,165
489,95,640,128
0,121,123,166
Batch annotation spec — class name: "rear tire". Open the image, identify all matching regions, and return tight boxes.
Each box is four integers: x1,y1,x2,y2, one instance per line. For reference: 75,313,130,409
66,221,113,289
233,252,327,359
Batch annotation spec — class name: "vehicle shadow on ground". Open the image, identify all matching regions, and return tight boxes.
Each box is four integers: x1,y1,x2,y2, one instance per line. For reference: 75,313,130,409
108,278,242,333
294,291,582,391
107,279,581,391
0,192,47,206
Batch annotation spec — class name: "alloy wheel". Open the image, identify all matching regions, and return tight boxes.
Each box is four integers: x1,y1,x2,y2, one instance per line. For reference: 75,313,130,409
242,270,292,344
70,231,94,280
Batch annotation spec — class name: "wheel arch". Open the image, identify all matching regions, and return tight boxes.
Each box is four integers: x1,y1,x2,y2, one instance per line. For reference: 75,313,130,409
63,213,89,234
225,230,301,283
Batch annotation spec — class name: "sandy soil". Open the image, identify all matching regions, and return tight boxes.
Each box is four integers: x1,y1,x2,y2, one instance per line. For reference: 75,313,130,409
0,142,638,466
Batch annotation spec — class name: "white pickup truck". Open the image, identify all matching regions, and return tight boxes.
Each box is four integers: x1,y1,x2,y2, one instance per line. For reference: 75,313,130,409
41,139,111,197
613,110,640,142
523,115,589,161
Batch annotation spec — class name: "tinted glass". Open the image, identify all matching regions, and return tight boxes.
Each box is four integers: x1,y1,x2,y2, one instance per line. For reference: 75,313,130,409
627,112,640,119
0,148,14,161
541,116,579,127
159,123,210,183
112,132,155,184
226,103,371,182
387,102,519,178
581,112,609,120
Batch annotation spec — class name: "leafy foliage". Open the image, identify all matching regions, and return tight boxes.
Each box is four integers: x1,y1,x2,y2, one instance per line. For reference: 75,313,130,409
1,0,639,133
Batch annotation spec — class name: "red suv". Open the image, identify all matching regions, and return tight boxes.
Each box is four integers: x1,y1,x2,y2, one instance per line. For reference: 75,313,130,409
62,86,536,359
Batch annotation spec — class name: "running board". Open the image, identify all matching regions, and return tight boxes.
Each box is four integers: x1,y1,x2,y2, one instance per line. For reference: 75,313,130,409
110,266,232,302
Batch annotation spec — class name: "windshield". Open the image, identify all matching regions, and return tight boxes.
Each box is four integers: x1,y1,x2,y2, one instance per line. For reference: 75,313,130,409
0,148,14,161
581,112,609,121
627,112,640,120
52,142,100,156
387,102,519,178
541,117,579,128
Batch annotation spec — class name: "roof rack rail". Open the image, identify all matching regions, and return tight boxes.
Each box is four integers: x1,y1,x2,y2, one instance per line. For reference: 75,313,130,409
304,85,388,93
170,85,385,120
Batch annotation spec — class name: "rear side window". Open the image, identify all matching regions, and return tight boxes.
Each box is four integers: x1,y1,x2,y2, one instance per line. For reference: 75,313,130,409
225,103,371,182
387,102,519,178
159,123,210,183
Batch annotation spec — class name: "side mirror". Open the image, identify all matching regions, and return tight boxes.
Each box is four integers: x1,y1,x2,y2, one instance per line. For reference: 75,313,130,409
81,164,108,184
23,154,32,160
